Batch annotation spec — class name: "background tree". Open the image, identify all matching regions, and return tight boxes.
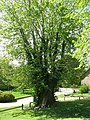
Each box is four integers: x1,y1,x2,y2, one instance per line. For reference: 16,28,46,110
71,0,90,67
58,55,85,87
0,58,14,90
0,0,88,107
12,63,33,93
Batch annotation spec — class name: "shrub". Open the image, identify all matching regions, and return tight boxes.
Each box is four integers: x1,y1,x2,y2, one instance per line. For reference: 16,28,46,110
79,85,89,94
0,92,15,103
0,90,3,94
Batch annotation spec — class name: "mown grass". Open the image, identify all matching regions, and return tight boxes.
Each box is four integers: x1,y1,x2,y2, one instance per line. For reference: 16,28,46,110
10,91,31,99
0,99,90,120
3,90,31,99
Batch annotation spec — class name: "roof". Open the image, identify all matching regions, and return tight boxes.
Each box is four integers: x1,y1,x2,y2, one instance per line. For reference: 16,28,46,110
81,74,90,86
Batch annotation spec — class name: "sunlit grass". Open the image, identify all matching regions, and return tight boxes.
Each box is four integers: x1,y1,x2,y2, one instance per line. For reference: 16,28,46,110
11,91,31,99
3,91,31,99
0,99,90,120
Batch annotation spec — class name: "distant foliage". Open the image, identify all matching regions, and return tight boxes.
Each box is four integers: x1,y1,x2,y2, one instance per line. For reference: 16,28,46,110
79,85,89,94
0,90,3,95
0,92,15,103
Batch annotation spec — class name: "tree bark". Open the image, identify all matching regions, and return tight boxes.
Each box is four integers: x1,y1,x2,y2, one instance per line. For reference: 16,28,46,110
61,40,66,59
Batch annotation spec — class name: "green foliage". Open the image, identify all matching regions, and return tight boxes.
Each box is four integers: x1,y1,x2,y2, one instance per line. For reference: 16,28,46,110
73,2,90,68
0,92,15,103
58,55,84,87
0,58,15,90
0,0,89,106
79,85,89,94
0,90,3,94
12,64,33,89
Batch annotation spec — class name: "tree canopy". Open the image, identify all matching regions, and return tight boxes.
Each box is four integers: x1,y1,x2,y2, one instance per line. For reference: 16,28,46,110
0,0,90,107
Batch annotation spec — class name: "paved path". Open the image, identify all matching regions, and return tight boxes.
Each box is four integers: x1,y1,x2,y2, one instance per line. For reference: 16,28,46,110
0,97,33,108
57,96,83,101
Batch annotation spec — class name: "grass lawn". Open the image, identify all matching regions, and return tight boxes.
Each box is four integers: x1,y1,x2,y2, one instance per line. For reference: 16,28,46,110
0,99,90,120
10,91,31,99
3,91,31,99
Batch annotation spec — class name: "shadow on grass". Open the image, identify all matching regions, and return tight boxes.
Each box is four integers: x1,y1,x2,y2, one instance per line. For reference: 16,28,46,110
30,99,90,119
11,99,90,120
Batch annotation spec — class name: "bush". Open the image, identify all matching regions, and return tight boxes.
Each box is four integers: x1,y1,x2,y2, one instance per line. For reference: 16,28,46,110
0,92,15,103
0,90,3,94
79,85,89,94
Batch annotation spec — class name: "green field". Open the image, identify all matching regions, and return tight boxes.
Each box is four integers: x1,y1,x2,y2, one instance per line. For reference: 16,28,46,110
0,99,90,120
3,90,32,99
10,91,31,99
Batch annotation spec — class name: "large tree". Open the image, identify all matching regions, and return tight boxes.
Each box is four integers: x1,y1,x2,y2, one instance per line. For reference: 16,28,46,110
72,2,90,77
0,0,88,107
